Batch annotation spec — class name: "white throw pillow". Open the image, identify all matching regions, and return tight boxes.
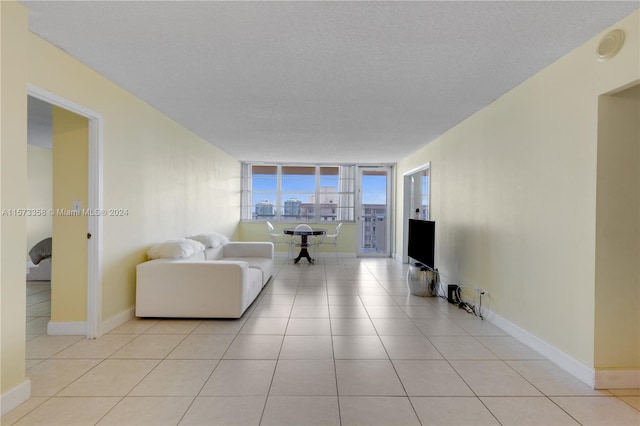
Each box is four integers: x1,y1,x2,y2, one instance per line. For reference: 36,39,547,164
187,232,229,249
147,238,206,260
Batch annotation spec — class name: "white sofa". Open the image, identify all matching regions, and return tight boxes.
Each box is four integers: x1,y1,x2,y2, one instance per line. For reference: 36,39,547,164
136,237,274,319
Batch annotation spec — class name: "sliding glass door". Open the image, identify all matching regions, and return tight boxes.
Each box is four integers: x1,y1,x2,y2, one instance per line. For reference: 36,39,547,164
356,166,392,257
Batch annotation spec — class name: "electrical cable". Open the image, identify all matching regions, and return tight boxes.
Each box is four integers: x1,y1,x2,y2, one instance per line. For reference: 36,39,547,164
431,268,452,301
455,284,479,315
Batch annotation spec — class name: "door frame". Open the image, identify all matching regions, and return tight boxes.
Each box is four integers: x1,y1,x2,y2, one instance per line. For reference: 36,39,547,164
28,84,103,339
402,162,431,263
356,165,393,257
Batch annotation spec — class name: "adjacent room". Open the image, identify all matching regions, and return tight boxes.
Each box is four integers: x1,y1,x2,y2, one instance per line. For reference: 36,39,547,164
1,1,639,425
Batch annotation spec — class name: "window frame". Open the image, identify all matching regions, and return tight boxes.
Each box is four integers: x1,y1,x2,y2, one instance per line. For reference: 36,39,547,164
241,163,356,223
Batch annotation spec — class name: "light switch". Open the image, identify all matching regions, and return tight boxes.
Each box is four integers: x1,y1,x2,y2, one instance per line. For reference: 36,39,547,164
72,200,82,212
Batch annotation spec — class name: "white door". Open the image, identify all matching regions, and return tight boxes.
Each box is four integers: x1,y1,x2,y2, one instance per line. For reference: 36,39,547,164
356,166,392,257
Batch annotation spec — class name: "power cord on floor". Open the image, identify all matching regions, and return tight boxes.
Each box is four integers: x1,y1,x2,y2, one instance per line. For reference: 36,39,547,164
429,269,490,320
459,301,474,314
433,269,454,302
453,284,482,317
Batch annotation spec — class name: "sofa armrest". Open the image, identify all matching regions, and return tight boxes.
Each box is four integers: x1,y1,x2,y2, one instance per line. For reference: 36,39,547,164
223,242,274,259
136,259,252,318
137,259,250,295
137,258,248,276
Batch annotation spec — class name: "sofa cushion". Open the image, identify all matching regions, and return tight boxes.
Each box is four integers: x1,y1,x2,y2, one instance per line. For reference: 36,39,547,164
187,232,229,249
223,256,273,285
242,267,265,312
183,251,206,261
147,238,205,260
223,242,273,259
203,246,224,261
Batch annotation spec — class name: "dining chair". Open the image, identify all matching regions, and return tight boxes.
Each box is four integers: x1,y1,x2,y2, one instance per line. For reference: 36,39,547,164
292,223,318,260
266,221,292,257
317,222,342,262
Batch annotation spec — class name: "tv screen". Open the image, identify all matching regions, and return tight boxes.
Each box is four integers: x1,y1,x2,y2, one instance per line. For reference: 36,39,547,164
408,219,435,269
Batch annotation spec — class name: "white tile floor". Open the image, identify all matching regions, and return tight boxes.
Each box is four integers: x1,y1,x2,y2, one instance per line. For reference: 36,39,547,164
4,259,640,425
25,281,51,341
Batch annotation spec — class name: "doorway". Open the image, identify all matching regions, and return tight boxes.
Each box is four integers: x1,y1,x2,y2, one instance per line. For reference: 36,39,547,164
27,85,103,339
356,166,392,257
593,83,639,387
402,163,430,263
26,96,54,338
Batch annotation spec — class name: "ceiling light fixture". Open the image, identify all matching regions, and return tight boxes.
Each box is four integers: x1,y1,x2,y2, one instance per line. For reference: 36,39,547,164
596,29,625,61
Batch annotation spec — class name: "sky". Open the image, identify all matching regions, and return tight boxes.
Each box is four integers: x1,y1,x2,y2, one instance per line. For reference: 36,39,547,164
252,174,387,205
361,175,387,205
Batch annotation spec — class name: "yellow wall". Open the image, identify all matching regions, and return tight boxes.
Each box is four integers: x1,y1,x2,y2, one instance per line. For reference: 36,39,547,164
594,85,640,369
1,0,29,397
26,145,53,253
51,107,89,322
2,0,241,400
28,34,241,321
395,11,639,368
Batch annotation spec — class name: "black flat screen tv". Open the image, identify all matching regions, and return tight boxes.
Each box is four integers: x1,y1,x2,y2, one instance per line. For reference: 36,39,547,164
408,219,435,269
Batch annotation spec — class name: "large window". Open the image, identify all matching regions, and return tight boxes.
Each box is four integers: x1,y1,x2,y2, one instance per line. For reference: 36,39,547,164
242,164,355,222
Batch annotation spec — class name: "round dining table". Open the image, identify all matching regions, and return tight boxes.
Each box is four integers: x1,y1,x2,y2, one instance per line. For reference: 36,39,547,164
283,228,326,264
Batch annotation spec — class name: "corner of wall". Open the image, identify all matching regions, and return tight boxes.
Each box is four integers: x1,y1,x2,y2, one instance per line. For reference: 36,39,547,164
0,379,31,416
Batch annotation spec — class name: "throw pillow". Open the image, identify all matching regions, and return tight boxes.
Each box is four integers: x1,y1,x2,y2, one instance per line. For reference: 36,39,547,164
147,238,205,260
187,232,229,249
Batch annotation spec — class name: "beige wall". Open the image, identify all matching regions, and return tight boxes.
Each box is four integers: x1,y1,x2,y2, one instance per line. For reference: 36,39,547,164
395,12,639,368
1,0,29,397
26,145,53,253
28,34,242,321
1,0,240,400
594,85,640,369
51,107,89,322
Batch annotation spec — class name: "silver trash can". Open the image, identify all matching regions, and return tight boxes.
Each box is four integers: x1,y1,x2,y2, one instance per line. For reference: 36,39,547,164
407,264,439,297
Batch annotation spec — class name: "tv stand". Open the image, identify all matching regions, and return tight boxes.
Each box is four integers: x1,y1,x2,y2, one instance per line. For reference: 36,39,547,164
407,263,439,297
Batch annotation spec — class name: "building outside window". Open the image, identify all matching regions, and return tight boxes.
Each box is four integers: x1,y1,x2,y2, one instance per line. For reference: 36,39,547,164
362,204,387,249
255,200,275,219
242,164,356,222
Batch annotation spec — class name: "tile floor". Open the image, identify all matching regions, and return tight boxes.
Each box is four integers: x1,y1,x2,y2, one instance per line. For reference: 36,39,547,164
4,258,640,425
25,280,51,340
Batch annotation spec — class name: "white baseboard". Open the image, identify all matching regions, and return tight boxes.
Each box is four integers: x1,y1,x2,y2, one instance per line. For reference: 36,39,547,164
595,369,640,389
486,311,596,388
1,379,31,416
47,321,86,336
47,309,136,337
100,307,135,334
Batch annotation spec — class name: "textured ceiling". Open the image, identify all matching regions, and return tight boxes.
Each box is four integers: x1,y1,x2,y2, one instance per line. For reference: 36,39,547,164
23,1,639,163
